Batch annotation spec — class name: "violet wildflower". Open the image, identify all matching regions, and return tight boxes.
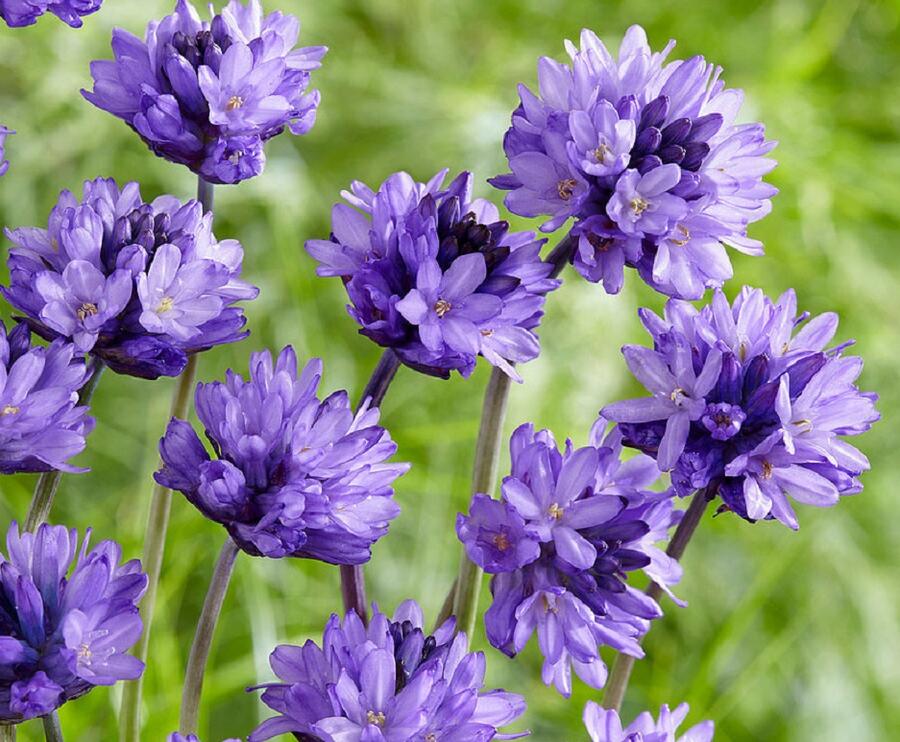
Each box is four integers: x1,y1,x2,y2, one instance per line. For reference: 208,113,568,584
0,0,101,28
491,25,777,299
2,178,257,380
0,126,11,176
306,170,560,380
0,320,94,474
457,420,682,696
0,522,147,723
167,735,239,742
249,600,526,741
83,0,325,184
156,346,408,564
603,286,879,529
583,701,714,742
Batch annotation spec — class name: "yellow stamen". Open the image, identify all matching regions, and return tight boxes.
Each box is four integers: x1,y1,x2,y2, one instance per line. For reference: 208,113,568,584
761,461,774,480
366,710,386,727
434,299,452,318
1,405,19,416
492,533,511,551
226,95,244,111
547,503,564,520
76,302,98,321
557,178,578,201
630,196,649,216
593,143,612,163
156,296,175,314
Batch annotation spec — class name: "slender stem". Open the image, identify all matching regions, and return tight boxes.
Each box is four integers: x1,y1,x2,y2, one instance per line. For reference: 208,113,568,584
601,488,713,712
118,176,213,742
433,576,458,632
452,367,513,640
339,349,403,626
42,713,63,742
23,357,105,532
0,725,16,741
546,233,577,279
179,538,240,736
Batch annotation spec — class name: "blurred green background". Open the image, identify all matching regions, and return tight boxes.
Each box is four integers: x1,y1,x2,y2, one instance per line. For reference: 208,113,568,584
0,0,898,739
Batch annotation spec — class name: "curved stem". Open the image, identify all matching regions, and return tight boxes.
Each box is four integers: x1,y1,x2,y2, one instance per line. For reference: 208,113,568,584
179,538,240,736
546,233,577,279
118,354,199,741
602,488,713,712
42,713,63,742
452,367,513,640
23,357,105,532
339,349,402,626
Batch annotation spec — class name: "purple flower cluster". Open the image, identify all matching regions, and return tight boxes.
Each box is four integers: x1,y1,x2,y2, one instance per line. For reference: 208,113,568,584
249,600,526,741
168,734,239,742
490,25,777,299
457,419,682,696
3,178,257,380
0,0,101,28
306,170,560,380
0,320,94,474
156,346,409,564
0,523,147,723
584,701,713,742
0,126,11,176
603,286,879,529
83,0,325,184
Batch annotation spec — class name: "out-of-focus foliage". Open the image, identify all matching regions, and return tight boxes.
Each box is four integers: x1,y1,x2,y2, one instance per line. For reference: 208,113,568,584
0,1,897,739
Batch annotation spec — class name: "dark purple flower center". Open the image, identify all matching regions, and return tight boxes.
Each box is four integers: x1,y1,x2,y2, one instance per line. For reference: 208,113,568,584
437,211,511,274
389,619,441,691
170,19,234,72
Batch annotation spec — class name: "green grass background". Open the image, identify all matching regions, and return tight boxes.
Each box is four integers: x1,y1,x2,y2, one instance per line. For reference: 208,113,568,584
1,0,898,739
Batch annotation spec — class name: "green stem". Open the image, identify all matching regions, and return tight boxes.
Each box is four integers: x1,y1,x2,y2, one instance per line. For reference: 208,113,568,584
42,713,63,742
452,367,512,640
339,350,402,626
118,354,199,741
0,724,16,741
118,176,213,742
601,488,712,712
23,358,105,531
179,538,240,736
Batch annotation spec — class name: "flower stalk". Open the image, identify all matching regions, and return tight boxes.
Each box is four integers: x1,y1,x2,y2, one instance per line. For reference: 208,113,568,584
601,487,713,712
340,349,402,625
0,725,15,741
179,538,240,736
448,234,576,639
23,357,105,531
119,176,213,742
42,713,63,742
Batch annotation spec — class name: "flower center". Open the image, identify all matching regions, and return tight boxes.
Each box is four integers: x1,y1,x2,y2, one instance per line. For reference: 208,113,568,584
434,299,452,318
226,95,244,111
629,196,650,216
547,502,564,520
587,233,614,252
76,302,98,321
761,461,774,480
156,296,175,314
669,387,686,404
492,532,511,551
366,710,386,727
480,329,494,337
671,224,691,246
0,404,19,416
426,735,438,742
540,593,559,614
593,142,612,163
78,643,92,661
557,178,578,201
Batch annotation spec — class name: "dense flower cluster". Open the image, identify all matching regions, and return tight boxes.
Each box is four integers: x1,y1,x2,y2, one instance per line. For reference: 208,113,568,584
584,701,714,742
0,523,146,723
603,286,879,529
156,346,409,564
2,178,257,379
457,419,682,696
0,320,94,474
83,0,325,184
0,126,11,176
306,170,560,380
249,600,526,741
0,0,101,28
490,25,777,299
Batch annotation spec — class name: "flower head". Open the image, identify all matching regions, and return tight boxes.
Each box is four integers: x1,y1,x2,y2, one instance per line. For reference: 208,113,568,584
491,25,777,299
82,0,325,184
457,419,681,696
156,346,409,564
0,522,147,723
0,126,12,176
584,701,714,742
0,0,101,28
0,320,94,474
603,286,879,529
3,178,257,379
306,170,560,380
249,600,526,742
